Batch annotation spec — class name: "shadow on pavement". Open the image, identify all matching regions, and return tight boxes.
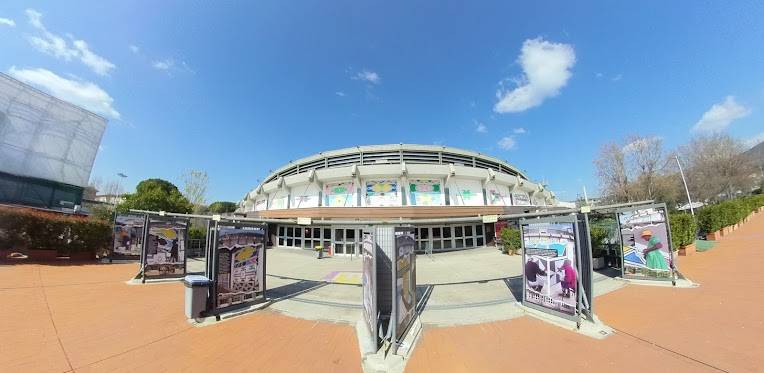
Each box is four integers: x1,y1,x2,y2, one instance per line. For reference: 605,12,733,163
502,275,523,302
268,280,328,302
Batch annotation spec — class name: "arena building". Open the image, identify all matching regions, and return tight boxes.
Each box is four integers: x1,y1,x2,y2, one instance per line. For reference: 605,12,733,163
239,144,558,254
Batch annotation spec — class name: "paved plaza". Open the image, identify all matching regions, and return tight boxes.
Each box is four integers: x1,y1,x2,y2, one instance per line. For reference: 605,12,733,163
1,213,763,372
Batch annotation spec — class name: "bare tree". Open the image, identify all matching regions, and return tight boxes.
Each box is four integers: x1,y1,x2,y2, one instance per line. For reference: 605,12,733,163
182,170,209,213
680,133,755,202
594,142,631,203
622,135,667,200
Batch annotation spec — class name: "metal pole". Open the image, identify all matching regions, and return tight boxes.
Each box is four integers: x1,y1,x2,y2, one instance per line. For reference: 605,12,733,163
675,155,695,216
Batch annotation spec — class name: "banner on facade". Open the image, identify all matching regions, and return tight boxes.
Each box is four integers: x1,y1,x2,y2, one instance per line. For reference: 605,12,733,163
143,217,188,279
366,180,399,207
521,218,580,319
617,205,674,281
409,179,443,206
213,223,267,310
324,181,355,207
512,192,531,206
112,213,145,259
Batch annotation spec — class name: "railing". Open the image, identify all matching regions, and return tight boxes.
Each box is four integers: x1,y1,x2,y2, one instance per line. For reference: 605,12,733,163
188,239,206,258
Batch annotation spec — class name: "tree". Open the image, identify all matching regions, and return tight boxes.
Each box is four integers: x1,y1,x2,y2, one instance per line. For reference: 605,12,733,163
118,179,193,213
207,201,238,214
623,135,666,200
594,142,630,203
182,170,208,214
680,133,755,202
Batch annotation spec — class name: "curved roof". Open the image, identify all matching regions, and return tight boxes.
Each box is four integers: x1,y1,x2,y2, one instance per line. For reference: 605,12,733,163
260,144,529,187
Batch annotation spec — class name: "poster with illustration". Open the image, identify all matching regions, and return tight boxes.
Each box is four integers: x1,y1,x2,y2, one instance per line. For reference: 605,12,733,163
144,218,188,278
324,181,355,207
512,192,531,206
214,223,267,309
409,179,443,206
365,180,399,206
394,227,416,340
361,230,377,348
618,206,673,280
112,214,145,259
521,221,578,318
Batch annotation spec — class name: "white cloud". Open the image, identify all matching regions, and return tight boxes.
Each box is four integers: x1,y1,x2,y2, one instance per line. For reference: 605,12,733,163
611,74,622,82
494,38,576,113
352,69,380,84
0,17,15,27
25,9,115,76
129,44,139,54
498,136,516,150
335,91,346,97
152,59,174,70
8,66,120,119
744,132,764,149
513,127,526,134
692,96,750,132
475,121,487,133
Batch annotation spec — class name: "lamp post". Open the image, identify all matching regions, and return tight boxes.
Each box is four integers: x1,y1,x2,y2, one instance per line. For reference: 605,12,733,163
675,155,694,216
113,173,128,219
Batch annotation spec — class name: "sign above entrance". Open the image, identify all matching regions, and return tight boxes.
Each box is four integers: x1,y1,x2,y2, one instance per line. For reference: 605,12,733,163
482,215,498,223
297,217,312,225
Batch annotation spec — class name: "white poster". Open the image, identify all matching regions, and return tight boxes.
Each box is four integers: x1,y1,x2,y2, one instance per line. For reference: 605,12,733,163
512,192,531,206
447,179,484,206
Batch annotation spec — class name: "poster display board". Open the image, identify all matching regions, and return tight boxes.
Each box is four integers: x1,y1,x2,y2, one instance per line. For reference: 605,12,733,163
324,181,355,207
111,213,145,260
365,180,399,207
521,217,579,319
361,229,377,350
617,205,674,281
143,217,188,279
213,223,267,310
394,226,417,341
408,179,443,206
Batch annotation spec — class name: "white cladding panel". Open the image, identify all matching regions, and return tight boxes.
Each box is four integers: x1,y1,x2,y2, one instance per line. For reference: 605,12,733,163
485,182,511,206
447,178,484,206
269,190,289,210
290,183,320,208
0,74,107,187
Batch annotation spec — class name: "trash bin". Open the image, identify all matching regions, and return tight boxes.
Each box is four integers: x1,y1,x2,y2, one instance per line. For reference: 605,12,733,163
183,275,211,319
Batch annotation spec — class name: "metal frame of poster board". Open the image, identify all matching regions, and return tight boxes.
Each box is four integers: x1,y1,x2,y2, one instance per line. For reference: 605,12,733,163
140,216,189,282
519,215,583,322
615,203,676,284
110,213,147,261
361,228,378,351
391,226,417,354
208,221,268,315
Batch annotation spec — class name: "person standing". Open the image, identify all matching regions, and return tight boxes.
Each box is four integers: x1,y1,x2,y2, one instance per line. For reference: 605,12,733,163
641,230,669,270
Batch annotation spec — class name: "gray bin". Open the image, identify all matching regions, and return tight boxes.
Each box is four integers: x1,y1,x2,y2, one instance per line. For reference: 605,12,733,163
183,275,211,319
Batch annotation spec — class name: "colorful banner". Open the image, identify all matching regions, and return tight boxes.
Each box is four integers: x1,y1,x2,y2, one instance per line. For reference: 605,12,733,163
362,230,377,349
324,181,355,207
365,179,399,207
512,192,531,206
618,207,673,280
394,227,417,340
409,179,442,206
487,188,510,206
112,214,144,259
215,224,267,309
144,218,187,278
522,222,578,316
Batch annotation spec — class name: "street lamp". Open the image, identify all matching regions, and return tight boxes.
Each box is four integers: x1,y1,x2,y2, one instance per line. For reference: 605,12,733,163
675,155,694,216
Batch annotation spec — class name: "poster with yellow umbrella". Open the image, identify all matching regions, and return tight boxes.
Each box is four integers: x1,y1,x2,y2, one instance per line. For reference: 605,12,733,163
214,224,267,310
144,217,188,278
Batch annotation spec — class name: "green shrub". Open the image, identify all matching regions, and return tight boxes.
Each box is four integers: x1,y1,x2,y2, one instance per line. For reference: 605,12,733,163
499,227,521,255
669,212,697,249
0,206,111,257
589,226,608,257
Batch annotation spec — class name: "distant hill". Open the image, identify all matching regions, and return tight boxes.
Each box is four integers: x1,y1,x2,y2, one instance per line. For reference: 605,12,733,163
744,141,764,167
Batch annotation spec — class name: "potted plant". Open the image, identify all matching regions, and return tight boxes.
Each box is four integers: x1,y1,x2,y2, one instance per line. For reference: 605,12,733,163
315,245,324,259
499,227,521,255
589,226,608,270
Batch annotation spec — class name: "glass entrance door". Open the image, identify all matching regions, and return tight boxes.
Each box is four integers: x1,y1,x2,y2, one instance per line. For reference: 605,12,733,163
333,228,360,255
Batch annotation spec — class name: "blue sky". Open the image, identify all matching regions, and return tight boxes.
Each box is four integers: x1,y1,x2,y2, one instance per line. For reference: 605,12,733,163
1,1,763,202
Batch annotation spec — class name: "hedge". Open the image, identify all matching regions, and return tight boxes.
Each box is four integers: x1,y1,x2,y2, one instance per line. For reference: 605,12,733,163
697,195,764,234
669,212,697,249
0,206,111,257
499,227,521,255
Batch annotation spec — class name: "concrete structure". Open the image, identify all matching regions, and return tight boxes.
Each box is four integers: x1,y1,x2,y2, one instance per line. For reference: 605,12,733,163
239,144,559,254
0,73,107,211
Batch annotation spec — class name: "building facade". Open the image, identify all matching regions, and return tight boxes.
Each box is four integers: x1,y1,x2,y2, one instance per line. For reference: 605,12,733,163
239,144,558,254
